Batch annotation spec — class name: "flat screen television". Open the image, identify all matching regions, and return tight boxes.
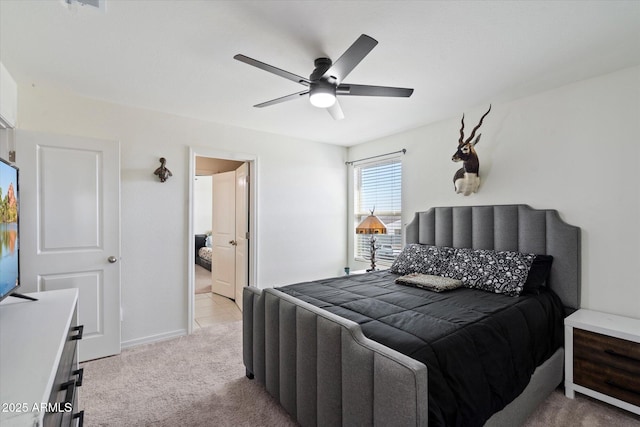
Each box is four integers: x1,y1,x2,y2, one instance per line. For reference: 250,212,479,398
0,156,20,302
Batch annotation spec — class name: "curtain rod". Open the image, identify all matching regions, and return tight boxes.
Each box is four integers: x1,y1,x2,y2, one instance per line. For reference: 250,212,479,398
345,148,406,166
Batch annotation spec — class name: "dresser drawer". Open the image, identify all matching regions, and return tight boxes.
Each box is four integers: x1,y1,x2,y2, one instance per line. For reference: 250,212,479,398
43,306,83,427
573,328,640,407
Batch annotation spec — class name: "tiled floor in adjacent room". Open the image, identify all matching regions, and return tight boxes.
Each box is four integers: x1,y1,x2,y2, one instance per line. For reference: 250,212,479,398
194,292,242,329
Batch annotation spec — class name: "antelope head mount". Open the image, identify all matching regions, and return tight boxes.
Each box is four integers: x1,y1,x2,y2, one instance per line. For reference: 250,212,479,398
452,105,491,195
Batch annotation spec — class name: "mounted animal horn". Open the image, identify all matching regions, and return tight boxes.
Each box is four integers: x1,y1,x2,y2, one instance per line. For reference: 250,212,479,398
452,105,491,196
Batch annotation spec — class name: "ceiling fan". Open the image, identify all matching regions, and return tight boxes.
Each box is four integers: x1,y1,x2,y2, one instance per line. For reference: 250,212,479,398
234,34,414,120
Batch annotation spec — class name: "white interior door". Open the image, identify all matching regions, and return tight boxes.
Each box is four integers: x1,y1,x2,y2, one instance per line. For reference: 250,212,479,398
16,130,121,362
211,171,235,299
234,163,249,310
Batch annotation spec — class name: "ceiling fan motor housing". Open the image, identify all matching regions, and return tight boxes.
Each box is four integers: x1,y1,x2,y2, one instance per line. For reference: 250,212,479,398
310,57,333,81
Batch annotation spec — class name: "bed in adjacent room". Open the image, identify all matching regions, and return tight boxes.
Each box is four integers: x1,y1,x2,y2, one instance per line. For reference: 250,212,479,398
195,234,212,272
243,205,581,426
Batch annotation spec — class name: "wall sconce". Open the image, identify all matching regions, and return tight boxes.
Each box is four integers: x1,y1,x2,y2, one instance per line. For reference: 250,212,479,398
154,157,173,183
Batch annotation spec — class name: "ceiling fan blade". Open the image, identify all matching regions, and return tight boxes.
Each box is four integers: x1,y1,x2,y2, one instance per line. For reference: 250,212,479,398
322,34,378,84
234,54,310,86
327,99,345,120
337,84,414,97
254,90,309,108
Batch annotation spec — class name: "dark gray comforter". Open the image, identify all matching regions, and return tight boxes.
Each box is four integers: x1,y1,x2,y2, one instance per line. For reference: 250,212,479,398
277,270,564,427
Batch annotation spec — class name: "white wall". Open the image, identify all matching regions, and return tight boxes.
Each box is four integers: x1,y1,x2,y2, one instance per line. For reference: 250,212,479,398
348,66,640,320
15,86,347,345
11,65,638,345
193,175,212,234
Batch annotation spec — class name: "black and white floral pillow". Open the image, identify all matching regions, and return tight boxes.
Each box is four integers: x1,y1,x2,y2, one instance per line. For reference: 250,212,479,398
445,248,536,296
421,245,456,275
392,244,537,297
390,244,428,275
390,244,456,275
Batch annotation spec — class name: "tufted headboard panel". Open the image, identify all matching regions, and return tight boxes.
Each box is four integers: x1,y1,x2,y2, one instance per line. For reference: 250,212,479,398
405,205,581,312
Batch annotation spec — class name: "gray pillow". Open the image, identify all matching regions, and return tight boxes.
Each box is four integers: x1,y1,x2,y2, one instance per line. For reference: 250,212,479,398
395,273,462,292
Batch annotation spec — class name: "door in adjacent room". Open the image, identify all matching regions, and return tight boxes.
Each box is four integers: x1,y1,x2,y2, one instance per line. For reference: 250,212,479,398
16,130,121,362
211,170,236,299
209,162,249,309
234,162,249,310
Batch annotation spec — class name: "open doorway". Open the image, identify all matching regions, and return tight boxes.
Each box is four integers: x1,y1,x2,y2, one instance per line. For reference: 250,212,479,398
188,148,257,333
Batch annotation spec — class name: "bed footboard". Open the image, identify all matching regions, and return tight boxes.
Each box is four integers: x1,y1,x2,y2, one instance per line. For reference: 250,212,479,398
243,286,429,427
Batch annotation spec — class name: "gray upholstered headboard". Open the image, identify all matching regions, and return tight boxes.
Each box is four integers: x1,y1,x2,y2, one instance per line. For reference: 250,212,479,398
405,205,581,312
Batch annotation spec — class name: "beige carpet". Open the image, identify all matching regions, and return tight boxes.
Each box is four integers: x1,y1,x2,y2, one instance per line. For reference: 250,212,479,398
79,321,296,426
79,321,640,426
194,264,212,294
523,390,640,427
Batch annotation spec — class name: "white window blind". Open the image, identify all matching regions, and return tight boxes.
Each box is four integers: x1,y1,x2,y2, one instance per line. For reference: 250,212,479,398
354,158,402,265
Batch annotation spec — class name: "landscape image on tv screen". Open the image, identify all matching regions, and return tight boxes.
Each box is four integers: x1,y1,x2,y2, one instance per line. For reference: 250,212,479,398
0,158,19,301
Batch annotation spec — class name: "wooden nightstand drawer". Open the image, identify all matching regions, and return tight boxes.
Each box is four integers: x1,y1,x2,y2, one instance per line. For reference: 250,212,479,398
574,328,640,371
573,328,640,407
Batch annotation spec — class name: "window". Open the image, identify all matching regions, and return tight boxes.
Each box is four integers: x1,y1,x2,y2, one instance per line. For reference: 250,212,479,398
354,158,402,265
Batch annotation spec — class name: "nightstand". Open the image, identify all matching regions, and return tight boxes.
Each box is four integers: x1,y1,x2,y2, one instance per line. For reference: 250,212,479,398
565,309,640,415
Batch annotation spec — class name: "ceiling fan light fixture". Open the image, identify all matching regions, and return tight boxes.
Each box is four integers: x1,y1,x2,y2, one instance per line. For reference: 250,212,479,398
309,84,336,108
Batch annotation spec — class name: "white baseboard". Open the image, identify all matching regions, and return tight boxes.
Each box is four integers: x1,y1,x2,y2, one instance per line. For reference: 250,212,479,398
121,329,187,349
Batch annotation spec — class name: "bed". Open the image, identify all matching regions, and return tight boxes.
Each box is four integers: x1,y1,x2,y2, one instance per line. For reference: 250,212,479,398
243,204,581,426
195,234,212,271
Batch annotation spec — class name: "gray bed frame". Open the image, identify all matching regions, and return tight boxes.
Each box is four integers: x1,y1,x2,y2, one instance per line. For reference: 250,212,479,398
243,205,581,426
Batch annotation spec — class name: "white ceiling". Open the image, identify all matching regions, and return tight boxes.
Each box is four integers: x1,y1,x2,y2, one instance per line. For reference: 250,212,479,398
1,1,639,146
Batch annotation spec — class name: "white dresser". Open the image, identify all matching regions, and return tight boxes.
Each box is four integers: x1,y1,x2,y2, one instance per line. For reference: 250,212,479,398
0,289,84,426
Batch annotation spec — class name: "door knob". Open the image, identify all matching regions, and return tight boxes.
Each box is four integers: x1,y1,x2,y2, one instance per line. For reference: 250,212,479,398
108,256,118,263
229,240,238,246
